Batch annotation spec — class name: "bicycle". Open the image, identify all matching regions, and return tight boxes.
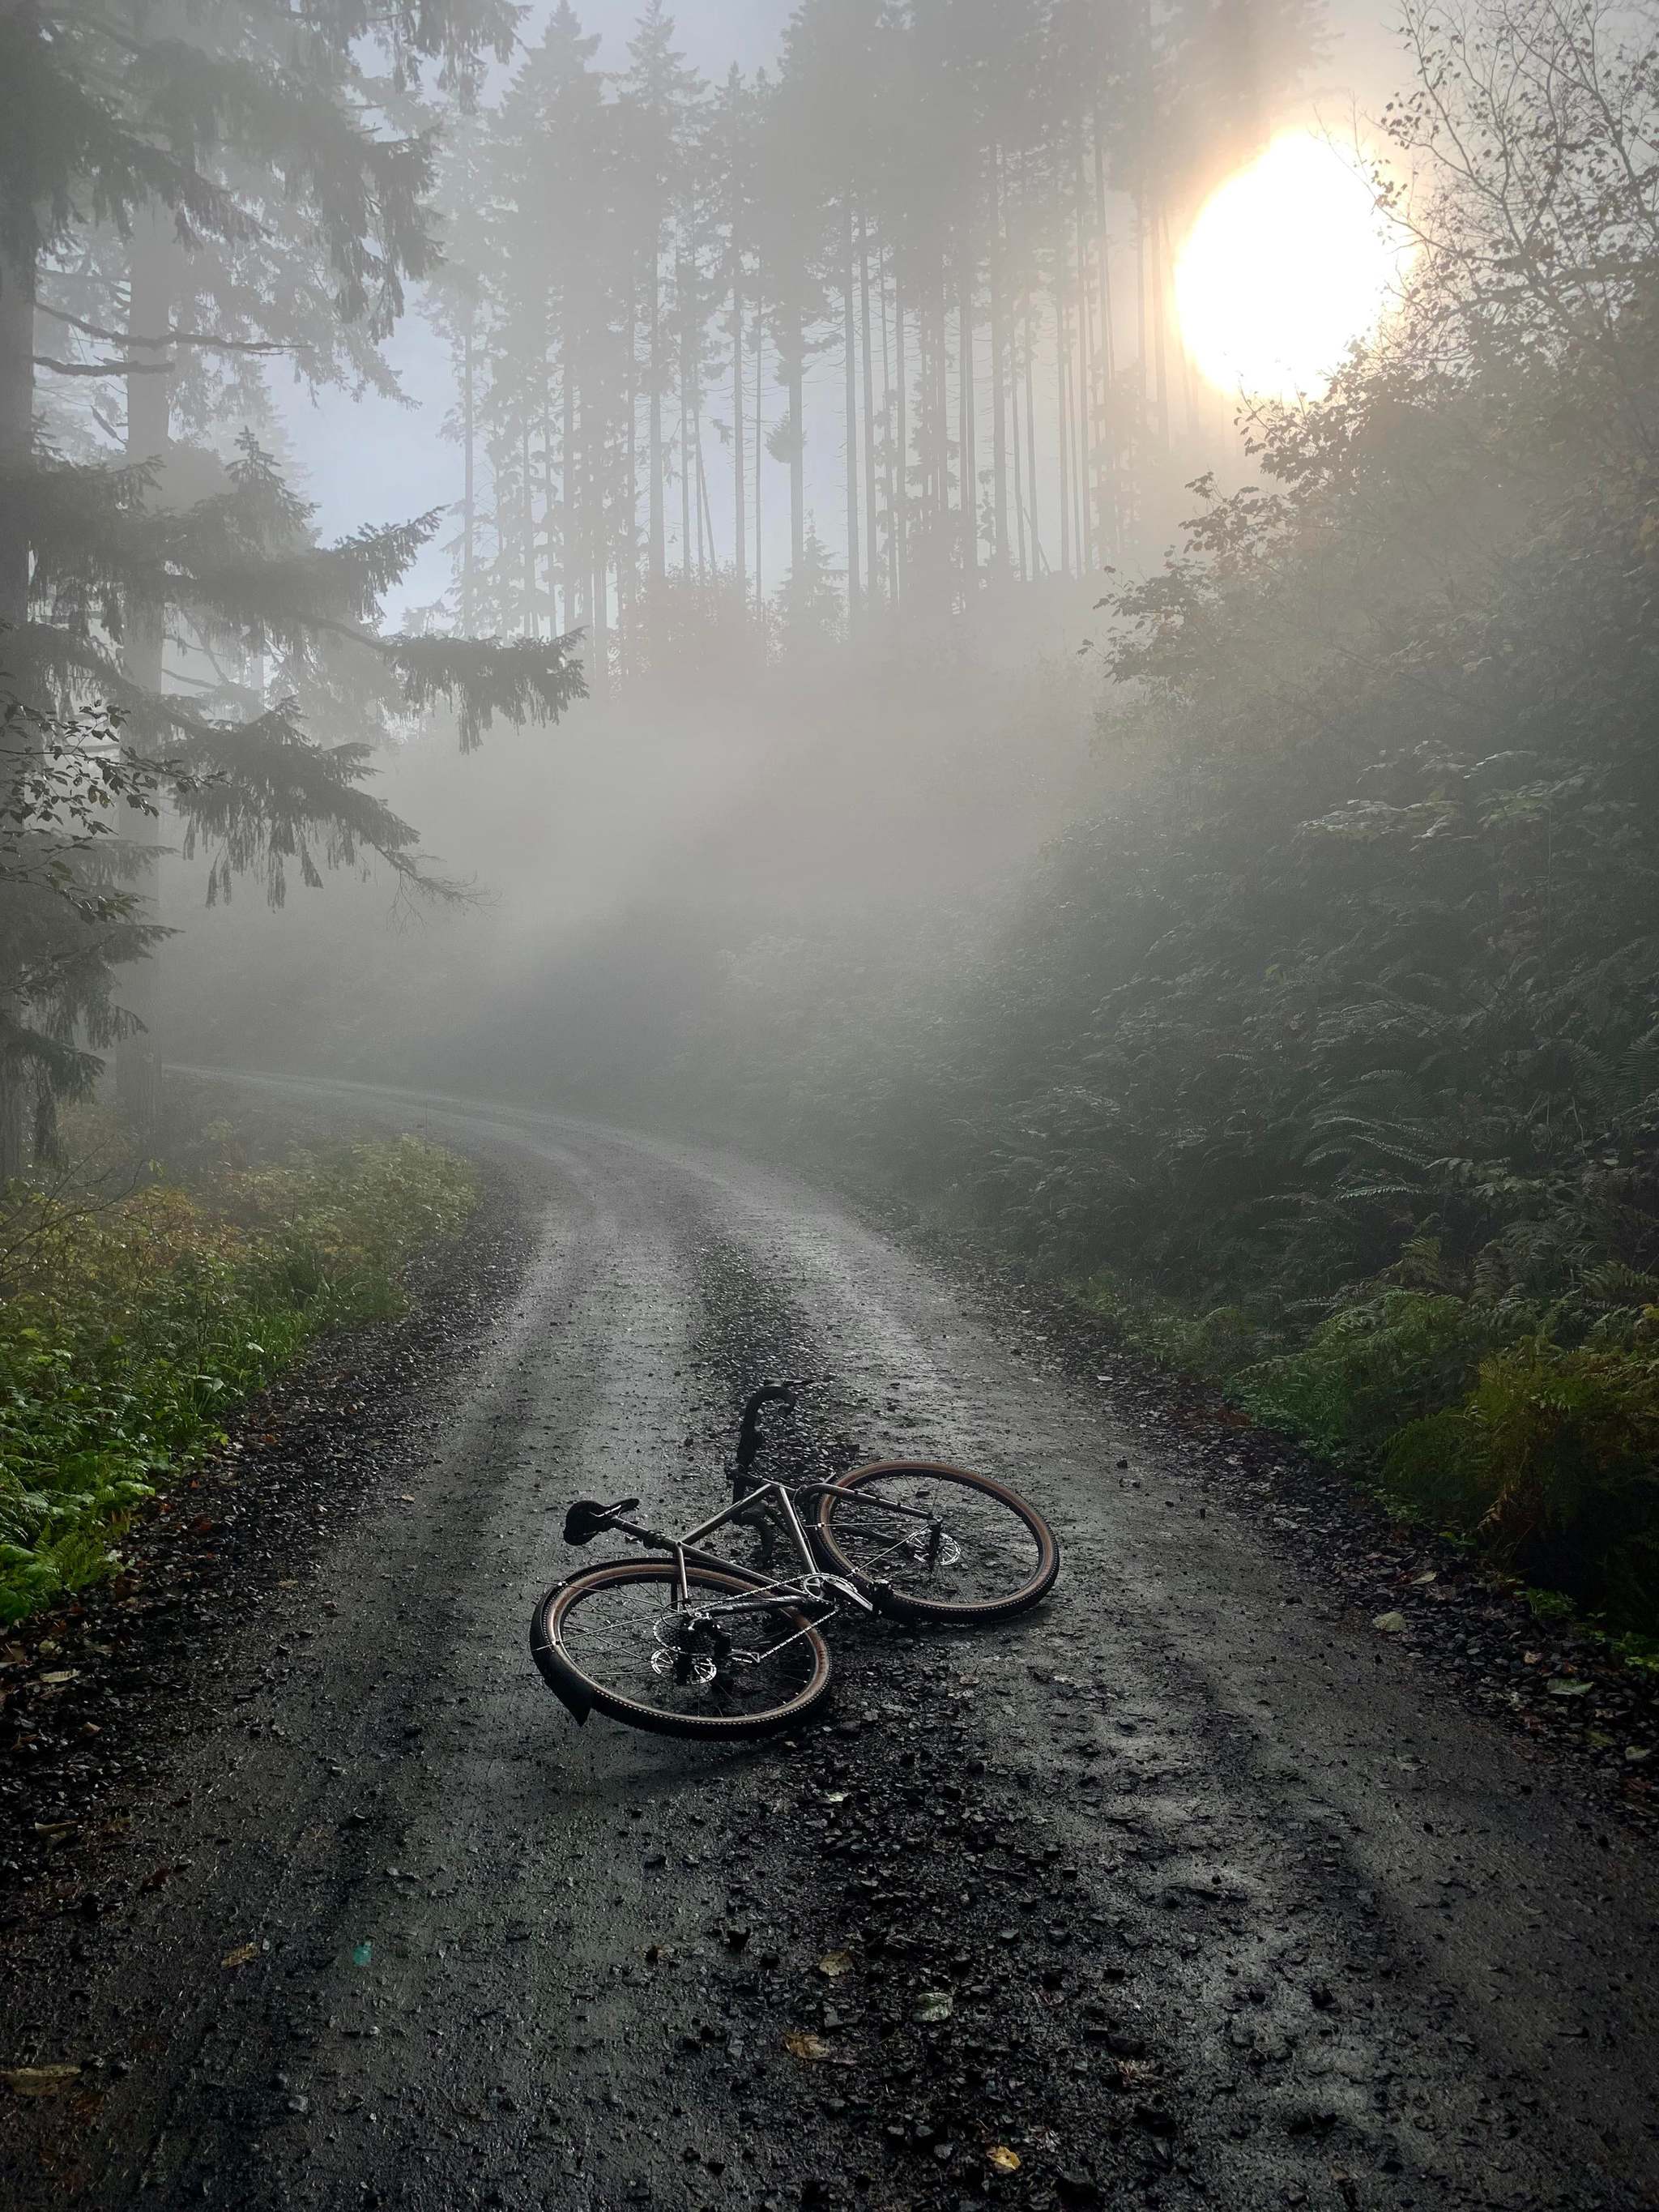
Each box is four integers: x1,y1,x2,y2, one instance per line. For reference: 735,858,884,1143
529,1383,1060,1740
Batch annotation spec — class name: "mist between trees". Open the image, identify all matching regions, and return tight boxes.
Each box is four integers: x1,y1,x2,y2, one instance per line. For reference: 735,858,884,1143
410,0,1318,676
7,0,1659,1638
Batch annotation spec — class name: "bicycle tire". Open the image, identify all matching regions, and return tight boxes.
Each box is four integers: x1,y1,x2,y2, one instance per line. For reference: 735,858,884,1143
530,1558,834,1739
812,1461,1060,1623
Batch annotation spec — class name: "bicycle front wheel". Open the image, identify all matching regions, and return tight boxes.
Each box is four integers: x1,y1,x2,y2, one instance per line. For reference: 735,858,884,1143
813,1462,1059,1622
531,1560,833,1739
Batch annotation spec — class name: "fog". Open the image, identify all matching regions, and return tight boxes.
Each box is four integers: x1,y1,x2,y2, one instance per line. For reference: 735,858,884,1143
11,0,1659,1616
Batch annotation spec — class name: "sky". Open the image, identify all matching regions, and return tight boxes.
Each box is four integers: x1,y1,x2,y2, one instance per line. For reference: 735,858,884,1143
274,0,1403,622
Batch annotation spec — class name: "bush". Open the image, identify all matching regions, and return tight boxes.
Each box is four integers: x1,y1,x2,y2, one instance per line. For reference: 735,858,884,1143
1384,1339,1659,1630
0,1138,476,1623
1235,1292,1521,1461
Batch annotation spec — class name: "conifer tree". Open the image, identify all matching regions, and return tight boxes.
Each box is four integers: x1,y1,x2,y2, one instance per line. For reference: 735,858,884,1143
0,0,587,1171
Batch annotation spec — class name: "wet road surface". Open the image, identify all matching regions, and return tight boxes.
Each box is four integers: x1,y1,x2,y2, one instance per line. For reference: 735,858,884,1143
4,1078,1657,2211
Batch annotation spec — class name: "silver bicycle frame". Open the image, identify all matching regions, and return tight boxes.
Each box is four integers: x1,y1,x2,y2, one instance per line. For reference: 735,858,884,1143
602,1476,940,1621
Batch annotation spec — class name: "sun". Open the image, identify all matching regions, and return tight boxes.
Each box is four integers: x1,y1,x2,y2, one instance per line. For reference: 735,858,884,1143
1175,131,1413,403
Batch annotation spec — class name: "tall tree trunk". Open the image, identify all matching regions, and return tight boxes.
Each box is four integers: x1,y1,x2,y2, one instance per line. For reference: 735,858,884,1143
878,243,894,607
1056,289,1072,579
0,224,37,1181
462,321,477,633
648,246,665,584
786,309,804,579
731,264,745,609
1010,284,1027,584
115,209,174,1133
959,257,976,590
679,260,693,580
859,211,878,613
843,203,860,624
1024,294,1043,576
1150,194,1169,453
1073,186,1095,573
989,156,1008,576
893,267,907,607
753,282,765,617
521,417,535,634
562,364,578,637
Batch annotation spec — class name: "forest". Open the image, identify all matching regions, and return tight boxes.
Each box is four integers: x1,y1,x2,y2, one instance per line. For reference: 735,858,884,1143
6,3,1659,2206
6,0,1659,1650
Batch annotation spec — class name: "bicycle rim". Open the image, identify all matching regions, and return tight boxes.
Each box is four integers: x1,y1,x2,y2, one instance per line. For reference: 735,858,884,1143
535,1561,833,1737
813,1463,1059,1621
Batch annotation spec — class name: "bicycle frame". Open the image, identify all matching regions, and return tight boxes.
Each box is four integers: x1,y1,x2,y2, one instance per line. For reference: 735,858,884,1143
597,1475,943,1619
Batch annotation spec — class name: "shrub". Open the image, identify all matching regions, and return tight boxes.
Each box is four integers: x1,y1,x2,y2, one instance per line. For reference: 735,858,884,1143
1235,1292,1521,1461
0,1138,476,1623
1384,1339,1659,1630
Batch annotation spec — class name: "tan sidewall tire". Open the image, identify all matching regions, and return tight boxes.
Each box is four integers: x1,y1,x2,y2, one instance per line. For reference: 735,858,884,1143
535,1559,834,1738
813,1461,1060,1622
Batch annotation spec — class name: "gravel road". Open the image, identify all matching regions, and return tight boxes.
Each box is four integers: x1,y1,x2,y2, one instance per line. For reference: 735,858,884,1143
4,1078,1657,2212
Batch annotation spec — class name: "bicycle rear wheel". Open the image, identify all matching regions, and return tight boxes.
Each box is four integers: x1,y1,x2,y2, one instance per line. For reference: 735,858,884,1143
531,1560,833,1739
812,1462,1059,1622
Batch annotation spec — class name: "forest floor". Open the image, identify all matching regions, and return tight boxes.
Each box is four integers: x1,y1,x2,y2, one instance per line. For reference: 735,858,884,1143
2,1077,1657,2212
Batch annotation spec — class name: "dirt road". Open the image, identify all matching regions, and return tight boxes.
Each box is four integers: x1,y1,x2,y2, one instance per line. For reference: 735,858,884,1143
4,1080,1657,2211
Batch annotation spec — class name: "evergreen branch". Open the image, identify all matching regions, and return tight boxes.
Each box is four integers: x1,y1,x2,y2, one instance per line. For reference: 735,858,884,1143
33,301,302,357
33,355,173,377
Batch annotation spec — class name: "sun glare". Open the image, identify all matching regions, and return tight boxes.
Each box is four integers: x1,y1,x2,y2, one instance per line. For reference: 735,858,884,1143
1175,132,1412,403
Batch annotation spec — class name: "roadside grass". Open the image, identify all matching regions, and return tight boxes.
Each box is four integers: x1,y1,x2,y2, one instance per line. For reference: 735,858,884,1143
0,1137,476,1624
1073,1269,1659,1644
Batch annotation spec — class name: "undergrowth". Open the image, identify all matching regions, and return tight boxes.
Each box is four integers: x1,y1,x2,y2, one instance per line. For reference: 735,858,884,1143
1077,1266,1659,1637
0,1137,476,1624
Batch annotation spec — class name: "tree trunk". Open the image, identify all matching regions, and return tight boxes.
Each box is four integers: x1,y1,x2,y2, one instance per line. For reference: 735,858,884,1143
989,156,1008,576
563,364,578,637
786,310,804,579
648,246,665,584
731,265,745,609
1056,289,1072,579
462,321,476,633
1024,293,1042,577
893,266,907,607
879,241,895,608
753,281,765,617
843,206,860,626
0,224,36,1181
859,211,878,613
1010,282,1026,584
679,259,693,580
114,209,174,1134
959,257,976,590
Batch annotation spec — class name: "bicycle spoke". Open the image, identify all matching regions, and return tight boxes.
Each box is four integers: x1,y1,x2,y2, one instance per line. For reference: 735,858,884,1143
821,1473,1044,1608
556,1570,823,1723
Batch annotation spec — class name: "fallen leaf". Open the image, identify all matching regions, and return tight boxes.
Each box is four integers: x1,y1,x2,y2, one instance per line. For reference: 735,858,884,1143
783,2030,831,2061
913,1989,954,2023
1523,1650,1542,1665
221,1942,258,1969
2,2065,81,2097
1626,1745,1651,1763
1371,1612,1407,1633
822,1791,847,1804
38,1671,76,1687
1411,1571,1437,1586
987,2145,1021,2174
1546,1677,1593,1698
817,1950,852,1979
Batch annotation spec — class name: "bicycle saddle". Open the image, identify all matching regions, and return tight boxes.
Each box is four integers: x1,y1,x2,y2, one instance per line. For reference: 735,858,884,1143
563,1497,640,1546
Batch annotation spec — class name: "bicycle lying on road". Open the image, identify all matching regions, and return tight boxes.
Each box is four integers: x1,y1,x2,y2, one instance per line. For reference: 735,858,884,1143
530,1384,1060,1740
